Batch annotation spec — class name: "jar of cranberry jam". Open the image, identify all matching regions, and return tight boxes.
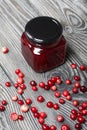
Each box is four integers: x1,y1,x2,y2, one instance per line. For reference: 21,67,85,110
21,16,66,72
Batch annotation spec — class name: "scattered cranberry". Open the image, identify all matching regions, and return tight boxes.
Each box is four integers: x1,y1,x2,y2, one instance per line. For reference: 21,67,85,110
59,98,65,104
1,100,7,105
42,124,49,130
37,95,45,103
56,79,62,85
18,115,24,121
15,69,21,74
46,101,53,108
72,87,78,94
79,65,85,70
70,63,77,69
77,115,85,123
44,85,50,90
10,112,18,121
75,123,82,130
51,85,57,91
17,100,24,105
30,80,37,86
74,82,80,88
14,82,19,89
72,100,79,107
25,98,32,105
32,86,38,91
2,47,9,54
12,95,18,101
81,102,87,109
20,104,29,113
56,115,64,122
40,112,47,119
70,114,77,120
17,78,24,84
20,84,26,90
71,109,78,115
51,77,57,83
81,109,87,116
5,82,11,87
17,88,24,95
33,112,39,118
47,80,54,87
65,79,72,85
78,105,84,111
39,82,45,88
18,72,24,78
50,125,57,130
54,91,61,98
53,103,59,110
62,90,70,97
31,106,37,113
66,95,72,101
0,105,5,111
60,124,70,130
80,86,87,93
74,76,80,81
38,117,44,124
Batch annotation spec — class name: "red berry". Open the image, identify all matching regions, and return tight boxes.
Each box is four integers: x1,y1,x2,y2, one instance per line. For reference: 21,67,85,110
74,76,80,81
14,82,19,89
72,100,79,107
18,115,24,120
37,95,45,103
31,106,37,113
12,95,18,101
50,125,57,130
78,105,84,111
10,112,18,121
33,112,39,118
62,90,70,97
47,80,54,87
39,112,47,119
17,100,24,105
81,109,87,116
65,79,72,85
30,80,37,86
59,98,65,104
20,104,29,113
56,79,62,85
53,103,59,110
42,124,49,130
32,86,38,91
79,65,85,70
51,77,57,83
17,78,24,84
72,87,78,94
60,124,70,130
56,115,64,122
75,123,82,130
71,109,78,115
77,115,85,123
20,84,26,90
18,72,24,78
74,82,80,88
39,82,45,88
38,117,44,124
54,91,61,98
44,85,50,90
17,88,24,95
2,47,9,53
66,95,72,101
51,85,57,91
80,86,87,93
1,100,7,105
46,101,53,108
0,105,5,111
70,63,77,69
70,114,77,120
81,102,87,109
5,82,11,87
15,69,21,74
25,98,32,105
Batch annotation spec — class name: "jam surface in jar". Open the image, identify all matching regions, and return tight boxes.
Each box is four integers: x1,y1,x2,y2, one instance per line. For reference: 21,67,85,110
21,16,66,72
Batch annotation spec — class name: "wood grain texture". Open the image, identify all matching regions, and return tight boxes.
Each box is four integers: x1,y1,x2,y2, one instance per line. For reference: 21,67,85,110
0,0,87,130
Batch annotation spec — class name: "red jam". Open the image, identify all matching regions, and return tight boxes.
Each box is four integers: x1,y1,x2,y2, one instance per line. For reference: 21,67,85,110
21,16,66,72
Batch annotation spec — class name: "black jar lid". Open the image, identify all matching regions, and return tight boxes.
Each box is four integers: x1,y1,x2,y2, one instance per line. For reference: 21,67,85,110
25,16,63,45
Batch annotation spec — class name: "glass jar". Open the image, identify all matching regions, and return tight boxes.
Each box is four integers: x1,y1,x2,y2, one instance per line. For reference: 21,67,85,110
21,16,66,72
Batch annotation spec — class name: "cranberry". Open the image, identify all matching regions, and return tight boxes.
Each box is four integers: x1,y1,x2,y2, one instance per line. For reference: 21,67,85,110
17,78,24,84
39,112,47,119
18,115,24,120
5,82,11,87
70,114,77,120
51,77,57,83
10,112,18,121
71,109,78,115
66,95,72,101
74,82,80,88
70,63,77,69
60,124,70,130
46,101,53,108
56,79,62,85
18,72,24,78
12,95,18,101
0,105,5,111
31,106,37,113
17,100,24,105
53,103,59,110
14,82,19,89
74,76,80,81
25,98,32,105
62,90,70,97
80,86,87,93
77,115,85,123
33,112,39,118
32,86,38,91
50,125,57,130
44,85,50,90
37,95,45,103
38,117,44,124
81,109,87,116
47,80,54,87
42,124,49,130
78,105,84,111
79,65,85,70
72,100,79,107
39,82,45,88
30,80,37,86
56,115,64,122
72,87,78,94
54,91,61,98
75,123,82,130
17,88,24,95
15,69,21,74
56,76,61,79
81,102,87,109
20,104,29,113
51,85,57,91
59,98,65,104
2,47,9,53
1,100,7,105
20,84,26,90
65,79,72,85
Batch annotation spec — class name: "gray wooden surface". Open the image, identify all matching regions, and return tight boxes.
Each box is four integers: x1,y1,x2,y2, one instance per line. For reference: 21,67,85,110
0,0,87,130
